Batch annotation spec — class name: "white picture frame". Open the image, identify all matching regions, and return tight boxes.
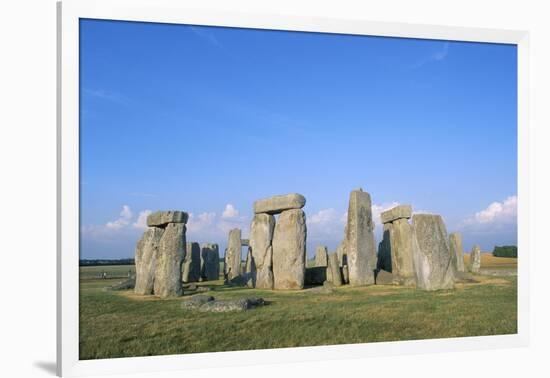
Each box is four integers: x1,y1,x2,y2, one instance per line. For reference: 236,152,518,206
57,0,530,376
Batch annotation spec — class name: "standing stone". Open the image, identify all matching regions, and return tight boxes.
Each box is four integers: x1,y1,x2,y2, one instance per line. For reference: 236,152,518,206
272,209,307,290
134,227,164,295
449,233,465,273
253,193,306,215
345,189,377,286
412,214,455,290
326,252,343,286
315,246,329,267
200,243,220,281
225,228,242,281
182,242,201,283
469,245,481,273
342,265,349,284
249,213,275,289
154,223,185,297
389,218,415,286
336,240,347,267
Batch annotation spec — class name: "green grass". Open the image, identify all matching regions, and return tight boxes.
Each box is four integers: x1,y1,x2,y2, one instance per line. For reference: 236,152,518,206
79,268,517,360
80,265,135,279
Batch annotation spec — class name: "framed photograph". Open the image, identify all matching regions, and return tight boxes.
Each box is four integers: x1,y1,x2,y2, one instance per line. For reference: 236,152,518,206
58,0,529,376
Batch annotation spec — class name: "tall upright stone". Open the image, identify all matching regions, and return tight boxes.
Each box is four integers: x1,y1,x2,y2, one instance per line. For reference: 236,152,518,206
134,227,164,295
243,247,254,288
249,213,275,289
345,189,377,286
225,228,242,281
449,233,465,273
200,243,220,281
315,246,329,267
272,209,307,290
182,242,201,283
326,252,343,286
154,223,186,297
389,218,415,286
469,244,481,273
412,214,455,290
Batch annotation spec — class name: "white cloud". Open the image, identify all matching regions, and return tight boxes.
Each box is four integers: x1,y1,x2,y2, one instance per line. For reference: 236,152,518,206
465,196,517,225
410,42,451,69
309,208,338,225
132,210,152,230
105,205,133,230
371,202,399,228
222,204,239,219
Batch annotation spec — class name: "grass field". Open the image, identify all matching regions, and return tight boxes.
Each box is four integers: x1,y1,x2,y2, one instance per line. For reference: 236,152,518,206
79,255,517,360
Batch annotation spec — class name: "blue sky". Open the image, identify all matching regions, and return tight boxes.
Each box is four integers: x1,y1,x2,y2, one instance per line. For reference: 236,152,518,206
79,19,517,259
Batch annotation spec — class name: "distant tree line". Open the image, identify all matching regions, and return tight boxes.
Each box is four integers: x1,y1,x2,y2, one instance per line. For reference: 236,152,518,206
80,258,135,266
492,245,517,258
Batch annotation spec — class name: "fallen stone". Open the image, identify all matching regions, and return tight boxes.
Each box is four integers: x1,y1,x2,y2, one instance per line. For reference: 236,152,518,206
181,294,215,310
469,245,481,273
225,229,242,281
345,189,377,286
449,233,465,273
315,246,329,267
375,269,394,285
253,193,306,215
412,214,455,290
200,243,220,281
154,223,186,297
249,213,275,289
147,211,188,227
199,297,265,312
272,209,307,290
134,227,164,295
182,242,201,283
104,277,135,291
380,204,412,224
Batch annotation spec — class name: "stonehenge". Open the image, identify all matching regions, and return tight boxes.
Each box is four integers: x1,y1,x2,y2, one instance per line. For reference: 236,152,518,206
249,193,307,290
134,211,187,297
411,214,455,290
378,205,415,286
133,191,486,297
345,189,377,286
469,245,481,273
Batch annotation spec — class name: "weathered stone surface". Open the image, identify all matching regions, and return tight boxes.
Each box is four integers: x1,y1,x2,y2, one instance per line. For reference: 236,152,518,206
199,297,265,312
154,223,186,297
411,214,455,290
315,246,329,267
272,209,307,290
249,213,275,289
380,204,412,224
304,267,327,285
469,245,481,273
105,277,135,291
253,193,306,215
377,223,392,272
147,211,188,227
326,252,343,286
389,218,416,286
375,269,394,285
224,229,242,281
200,243,220,281
134,227,164,295
336,240,347,267
182,241,201,283
241,239,250,247
342,265,349,284
181,295,215,310
345,189,377,286
449,233,465,273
